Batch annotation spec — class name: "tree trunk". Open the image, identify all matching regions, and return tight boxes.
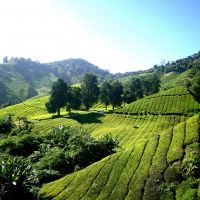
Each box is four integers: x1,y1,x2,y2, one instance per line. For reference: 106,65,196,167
112,105,114,111
57,108,60,117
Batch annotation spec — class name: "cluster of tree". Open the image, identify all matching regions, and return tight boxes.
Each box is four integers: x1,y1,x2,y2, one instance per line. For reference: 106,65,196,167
46,73,160,115
149,51,200,74
46,74,100,116
0,116,119,200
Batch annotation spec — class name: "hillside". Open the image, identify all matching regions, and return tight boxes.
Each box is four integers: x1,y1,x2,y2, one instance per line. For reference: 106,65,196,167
0,84,199,199
36,86,200,200
1,50,199,107
0,57,112,107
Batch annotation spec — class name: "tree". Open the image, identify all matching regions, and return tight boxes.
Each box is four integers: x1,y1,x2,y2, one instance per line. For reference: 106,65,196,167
66,87,81,114
141,74,160,95
81,73,99,110
109,80,123,110
99,81,111,110
189,74,200,102
123,78,143,104
45,79,70,117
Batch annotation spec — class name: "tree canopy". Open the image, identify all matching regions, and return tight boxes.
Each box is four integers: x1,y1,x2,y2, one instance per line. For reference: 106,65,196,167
45,79,70,116
81,73,99,110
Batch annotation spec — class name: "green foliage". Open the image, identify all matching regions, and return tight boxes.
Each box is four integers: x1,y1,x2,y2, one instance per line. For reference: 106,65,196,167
182,143,200,178
0,57,112,107
68,87,82,112
99,133,119,154
108,80,123,110
0,114,14,134
176,178,198,200
81,73,99,110
164,161,182,183
99,81,111,109
158,182,175,200
189,73,200,102
0,155,32,200
0,133,43,157
123,78,143,104
99,80,123,110
45,78,70,116
35,147,70,174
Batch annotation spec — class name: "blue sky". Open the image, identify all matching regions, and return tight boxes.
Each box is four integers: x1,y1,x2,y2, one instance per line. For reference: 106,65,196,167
0,0,200,72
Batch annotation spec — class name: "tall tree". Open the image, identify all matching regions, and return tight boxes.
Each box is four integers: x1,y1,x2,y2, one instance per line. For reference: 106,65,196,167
123,78,143,104
109,80,123,110
81,73,99,110
99,81,111,110
45,79,70,117
66,87,81,114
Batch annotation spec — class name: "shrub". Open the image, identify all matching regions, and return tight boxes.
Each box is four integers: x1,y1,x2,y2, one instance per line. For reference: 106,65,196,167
181,143,200,178
0,156,33,200
99,133,119,154
0,114,14,134
9,134,43,157
35,147,72,174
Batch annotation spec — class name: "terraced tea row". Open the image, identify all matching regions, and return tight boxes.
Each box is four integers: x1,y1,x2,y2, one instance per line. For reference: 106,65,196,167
39,114,200,200
32,114,185,150
0,96,49,118
117,86,200,115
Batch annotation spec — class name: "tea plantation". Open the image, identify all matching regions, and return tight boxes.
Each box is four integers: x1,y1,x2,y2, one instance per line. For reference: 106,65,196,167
0,86,200,199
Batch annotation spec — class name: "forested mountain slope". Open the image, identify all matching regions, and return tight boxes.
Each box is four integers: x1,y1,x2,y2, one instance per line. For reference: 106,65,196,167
1,50,199,107
0,58,111,107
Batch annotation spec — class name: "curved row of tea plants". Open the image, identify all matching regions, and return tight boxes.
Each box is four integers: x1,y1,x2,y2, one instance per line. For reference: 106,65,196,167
39,114,200,200
117,86,200,115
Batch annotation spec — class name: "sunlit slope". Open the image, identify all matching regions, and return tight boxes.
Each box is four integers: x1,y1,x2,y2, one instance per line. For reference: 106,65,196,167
31,113,185,149
0,96,67,120
0,86,199,120
160,69,192,90
117,86,200,115
0,96,49,118
39,114,200,200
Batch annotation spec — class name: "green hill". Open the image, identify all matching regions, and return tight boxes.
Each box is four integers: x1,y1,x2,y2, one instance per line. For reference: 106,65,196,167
1,50,199,107
0,51,200,199
38,113,200,200
1,84,199,199
0,58,111,107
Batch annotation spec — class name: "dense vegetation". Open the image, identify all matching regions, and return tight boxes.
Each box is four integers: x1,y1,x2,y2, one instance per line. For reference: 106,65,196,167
1,50,199,107
0,115,118,199
0,57,112,107
0,51,200,200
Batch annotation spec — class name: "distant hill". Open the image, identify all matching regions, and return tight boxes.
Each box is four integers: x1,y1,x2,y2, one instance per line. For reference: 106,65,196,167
118,51,200,91
48,58,111,83
0,71,200,199
0,57,112,107
0,50,199,107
